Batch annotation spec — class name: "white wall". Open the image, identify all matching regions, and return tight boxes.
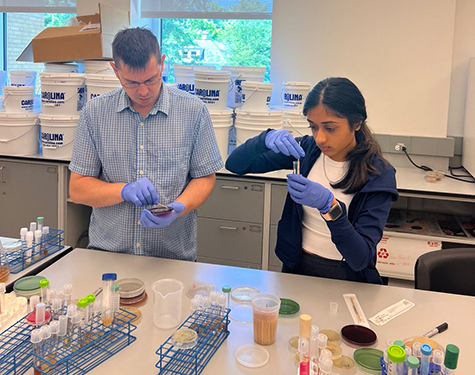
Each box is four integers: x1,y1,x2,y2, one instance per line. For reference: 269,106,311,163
448,0,475,137
269,0,456,138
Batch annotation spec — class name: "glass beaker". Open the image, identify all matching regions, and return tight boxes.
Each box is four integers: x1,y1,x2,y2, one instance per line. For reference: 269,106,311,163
0,242,10,282
152,279,184,329
251,293,281,345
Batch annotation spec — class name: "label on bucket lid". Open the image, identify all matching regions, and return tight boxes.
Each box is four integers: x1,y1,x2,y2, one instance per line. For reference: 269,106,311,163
283,81,312,87
241,81,273,90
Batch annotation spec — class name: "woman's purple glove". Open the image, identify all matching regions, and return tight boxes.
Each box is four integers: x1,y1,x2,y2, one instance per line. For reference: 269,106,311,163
140,202,186,229
286,174,334,212
265,130,305,159
121,177,159,207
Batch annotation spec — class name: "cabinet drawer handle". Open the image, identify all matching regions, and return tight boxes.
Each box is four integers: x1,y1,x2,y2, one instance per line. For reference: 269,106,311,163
219,226,238,230
221,185,240,190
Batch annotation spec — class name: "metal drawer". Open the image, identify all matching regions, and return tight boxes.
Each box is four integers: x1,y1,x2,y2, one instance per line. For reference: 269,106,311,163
270,183,287,225
269,225,283,269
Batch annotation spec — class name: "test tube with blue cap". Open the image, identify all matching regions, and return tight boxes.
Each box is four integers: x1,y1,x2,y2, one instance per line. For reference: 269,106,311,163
420,343,432,375
101,273,117,326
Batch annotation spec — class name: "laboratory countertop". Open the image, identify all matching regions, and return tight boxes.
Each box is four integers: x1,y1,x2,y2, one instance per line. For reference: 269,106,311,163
2,153,474,198
0,236,72,290
36,248,473,375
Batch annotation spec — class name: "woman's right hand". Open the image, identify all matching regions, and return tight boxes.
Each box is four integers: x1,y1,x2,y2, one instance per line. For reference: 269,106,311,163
264,130,305,159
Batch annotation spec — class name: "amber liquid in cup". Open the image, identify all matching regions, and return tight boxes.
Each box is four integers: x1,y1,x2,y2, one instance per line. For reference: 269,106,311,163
0,265,10,282
253,309,278,345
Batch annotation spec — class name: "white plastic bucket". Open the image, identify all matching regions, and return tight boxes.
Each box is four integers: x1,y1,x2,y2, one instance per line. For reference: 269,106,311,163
241,81,273,112
222,66,266,108
235,123,282,146
209,109,233,161
83,60,114,75
235,109,283,127
0,113,39,156
39,115,79,160
282,109,312,136
194,70,231,110
40,73,86,116
2,86,35,113
173,64,216,94
282,81,312,110
44,63,78,73
10,71,37,87
85,74,121,101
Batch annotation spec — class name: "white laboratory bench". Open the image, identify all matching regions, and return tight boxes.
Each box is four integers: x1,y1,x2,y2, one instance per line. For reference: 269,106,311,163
34,248,473,375
0,236,72,289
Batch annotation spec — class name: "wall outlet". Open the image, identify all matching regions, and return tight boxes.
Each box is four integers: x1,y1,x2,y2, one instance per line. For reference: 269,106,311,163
394,143,406,151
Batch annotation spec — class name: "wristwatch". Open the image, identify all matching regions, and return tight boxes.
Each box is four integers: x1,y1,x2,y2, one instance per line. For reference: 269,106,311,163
321,201,343,221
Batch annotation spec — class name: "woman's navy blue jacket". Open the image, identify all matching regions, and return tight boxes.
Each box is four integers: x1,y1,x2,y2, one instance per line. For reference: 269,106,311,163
225,130,398,284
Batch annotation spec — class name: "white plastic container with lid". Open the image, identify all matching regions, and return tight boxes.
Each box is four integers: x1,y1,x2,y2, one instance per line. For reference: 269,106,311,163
235,109,283,127
10,71,37,87
240,81,273,112
85,74,121,101
44,63,78,73
282,81,312,110
2,86,35,113
209,109,233,161
173,64,216,94
40,73,86,116
194,70,231,110
222,66,266,108
39,115,79,160
83,60,114,75
0,113,39,156
282,109,312,136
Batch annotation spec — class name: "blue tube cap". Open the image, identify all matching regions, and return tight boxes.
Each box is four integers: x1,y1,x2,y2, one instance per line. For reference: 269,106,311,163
102,273,117,281
421,343,432,356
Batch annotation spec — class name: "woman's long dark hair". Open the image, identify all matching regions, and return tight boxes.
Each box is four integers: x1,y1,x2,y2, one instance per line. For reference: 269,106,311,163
303,77,385,194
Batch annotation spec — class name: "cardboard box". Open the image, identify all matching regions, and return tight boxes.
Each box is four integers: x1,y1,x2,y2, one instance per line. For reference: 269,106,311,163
17,3,129,63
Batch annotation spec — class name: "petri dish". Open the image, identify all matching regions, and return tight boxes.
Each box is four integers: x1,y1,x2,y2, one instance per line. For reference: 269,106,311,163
229,304,253,324
326,342,343,361
320,328,341,343
353,347,384,375
118,306,142,325
185,282,214,299
117,278,145,298
231,286,260,304
279,298,300,317
404,336,444,353
119,291,148,308
288,336,299,353
333,355,357,375
14,276,46,291
341,324,377,347
236,344,269,368
171,328,198,349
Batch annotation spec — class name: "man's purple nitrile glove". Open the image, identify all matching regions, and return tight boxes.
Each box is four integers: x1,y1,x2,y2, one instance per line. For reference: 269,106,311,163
121,177,159,207
140,202,186,229
286,173,334,212
265,130,305,159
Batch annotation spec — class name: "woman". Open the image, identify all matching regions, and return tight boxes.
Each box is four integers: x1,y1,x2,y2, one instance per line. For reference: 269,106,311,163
226,77,398,284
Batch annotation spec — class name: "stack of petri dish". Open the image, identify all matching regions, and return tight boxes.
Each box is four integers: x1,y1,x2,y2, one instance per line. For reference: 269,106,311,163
13,275,46,299
229,286,260,324
117,278,148,308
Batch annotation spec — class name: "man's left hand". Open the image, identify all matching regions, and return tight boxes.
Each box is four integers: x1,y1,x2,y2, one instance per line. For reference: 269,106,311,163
140,202,186,229
286,174,334,212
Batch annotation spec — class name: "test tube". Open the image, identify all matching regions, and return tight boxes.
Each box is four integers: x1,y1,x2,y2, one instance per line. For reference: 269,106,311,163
63,284,73,308
299,338,309,367
86,294,96,321
20,227,28,249
209,291,218,311
387,345,405,375
217,292,226,315
432,349,444,375
0,282,5,315
78,298,88,324
112,283,120,315
25,231,33,266
30,295,41,313
40,279,50,305
201,295,211,310
58,315,67,346
30,328,43,372
35,302,46,326
309,325,319,375
101,273,117,327
40,325,52,356
317,333,327,356
222,285,231,309
42,226,50,256
318,357,333,375
300,354,309,375
443,344,459,375
66,304,77,337
34,230,42,261
50,320,60,347
406,356,419,375
420,343,432,375
51,298,62,320
37,216,44,232
30,222,37,233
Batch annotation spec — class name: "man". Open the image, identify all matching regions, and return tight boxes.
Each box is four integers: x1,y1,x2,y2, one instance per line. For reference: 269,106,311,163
69,27,224,260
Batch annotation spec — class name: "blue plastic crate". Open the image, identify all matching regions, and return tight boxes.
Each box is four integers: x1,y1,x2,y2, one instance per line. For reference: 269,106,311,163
6,228,65,273
156,307,230,375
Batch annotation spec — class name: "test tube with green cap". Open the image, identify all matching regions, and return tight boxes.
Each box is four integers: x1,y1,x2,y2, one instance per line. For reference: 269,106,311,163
444,344,459,375
77,298,88,324
387,345,405,375
222,285,231,309
406,355,419,375
39,279,50,305
86,294,96,320
37,216,44,232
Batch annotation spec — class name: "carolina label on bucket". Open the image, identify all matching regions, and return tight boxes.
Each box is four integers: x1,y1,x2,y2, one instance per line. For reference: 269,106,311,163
177,83,195,94
283,92,303,107
21,99,34,111
195,88,221,104
41,132,64,148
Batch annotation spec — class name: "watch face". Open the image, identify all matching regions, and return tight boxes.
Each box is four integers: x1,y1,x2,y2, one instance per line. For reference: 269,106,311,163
329,203,343,220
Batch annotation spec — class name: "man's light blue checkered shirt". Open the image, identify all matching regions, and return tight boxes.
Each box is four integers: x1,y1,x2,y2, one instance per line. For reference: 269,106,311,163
69,85,224,260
